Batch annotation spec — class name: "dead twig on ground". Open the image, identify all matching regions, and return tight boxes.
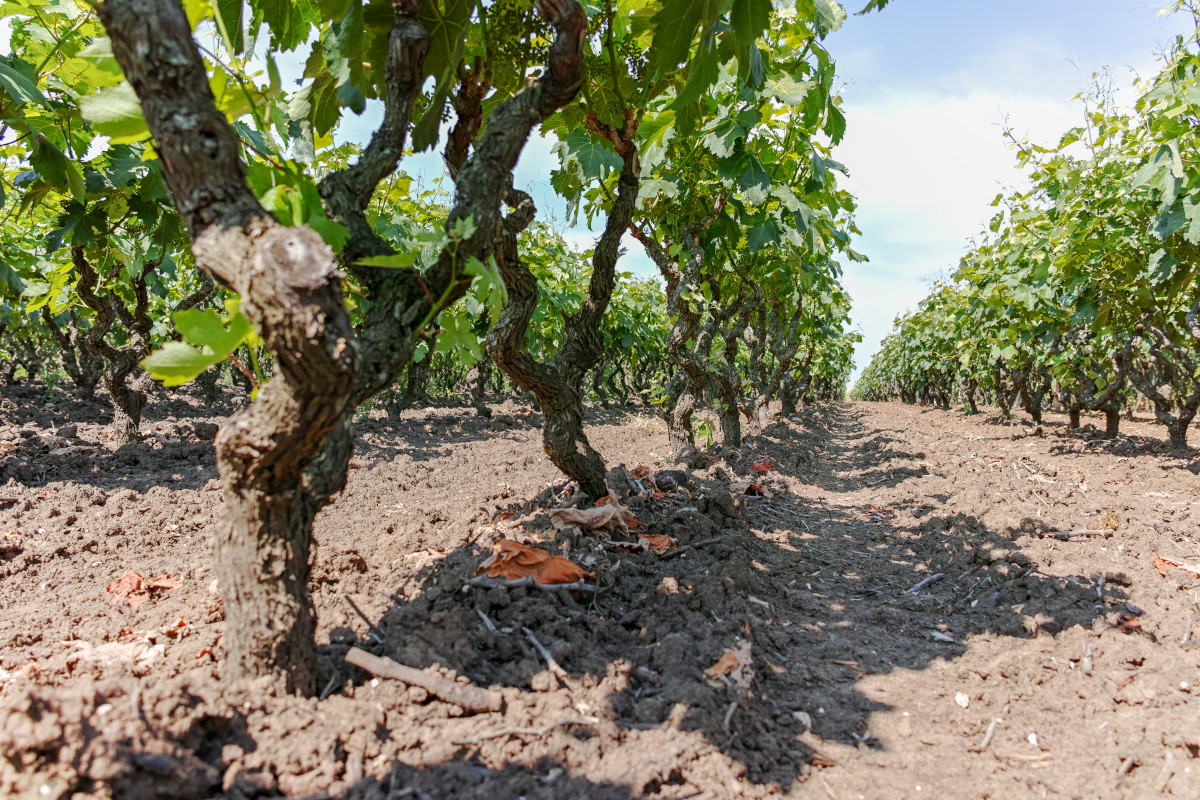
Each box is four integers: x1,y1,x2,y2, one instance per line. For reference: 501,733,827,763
345,647,503,713
452,715,599,745
1153,752,1175,792
344,595,384,644
1039,529,1114,541
662,537,727,561
523,626,570,682
904,573,943,594
475,608,497,633
466,576,596,593
722,700,739,732
971,718,998,752
319,670,340,701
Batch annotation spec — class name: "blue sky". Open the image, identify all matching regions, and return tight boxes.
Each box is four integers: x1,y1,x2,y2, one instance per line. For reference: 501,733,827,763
829,1,1193,382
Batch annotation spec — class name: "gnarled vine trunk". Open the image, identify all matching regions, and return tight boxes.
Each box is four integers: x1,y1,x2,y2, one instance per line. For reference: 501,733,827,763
101,0,361,692
488,115,640,499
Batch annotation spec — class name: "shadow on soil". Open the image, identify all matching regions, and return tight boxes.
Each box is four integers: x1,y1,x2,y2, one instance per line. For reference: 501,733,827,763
293,403,1127,797
0,391,1137,798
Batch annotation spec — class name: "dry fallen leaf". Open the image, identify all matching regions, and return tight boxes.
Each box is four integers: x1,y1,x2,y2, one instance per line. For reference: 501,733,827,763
705,639,754,690
1153,553,1200,579
639,533,676,554
750,460,775,473
106,570,180,609
550,504,627,536
1101,510,1120,531
474,539,595,586
630,465,650,480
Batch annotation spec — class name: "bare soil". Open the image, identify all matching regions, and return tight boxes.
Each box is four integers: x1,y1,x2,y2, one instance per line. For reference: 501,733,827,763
1,385,1198,799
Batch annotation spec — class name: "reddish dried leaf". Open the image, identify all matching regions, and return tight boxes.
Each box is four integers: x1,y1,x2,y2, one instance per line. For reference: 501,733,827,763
474,539,595,585
496,511,515,522
750,460,775,473
1154,553,1200,578
639,533,676,554
630,465,650,479
651,490,666,500
745,483,764,497
1116,616,1142,634
706,650,740,678
106,570,178,608
705,640,754,689
146,575,179,590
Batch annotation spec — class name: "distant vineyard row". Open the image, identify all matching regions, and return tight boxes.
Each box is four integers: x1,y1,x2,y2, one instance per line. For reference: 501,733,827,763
853,13,1200,450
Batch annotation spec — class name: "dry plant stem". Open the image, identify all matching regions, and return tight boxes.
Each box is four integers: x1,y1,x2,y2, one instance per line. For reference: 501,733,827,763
487,112,640,498
662,536,727,561
466,576,596,594
475,608,497,633
631,196,727,459
972,718,998,752
345,647,503,713
905,573,943,594
304,0,588,509
523,626,570,682
100,0,358,693
1153,751,1175,792
1041,529,1114,540
451,716,599,746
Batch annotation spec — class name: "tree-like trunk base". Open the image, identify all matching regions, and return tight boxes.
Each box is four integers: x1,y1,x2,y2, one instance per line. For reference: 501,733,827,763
1167,420,1190,451
1104,407,1120,438
109,385,146,446
1068,408,1081,429
720,410,741,450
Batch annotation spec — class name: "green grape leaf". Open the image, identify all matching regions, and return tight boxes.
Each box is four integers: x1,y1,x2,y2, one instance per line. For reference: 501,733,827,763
79,82,150,144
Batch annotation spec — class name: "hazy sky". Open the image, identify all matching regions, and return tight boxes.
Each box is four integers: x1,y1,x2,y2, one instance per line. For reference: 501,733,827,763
830,1,1193,383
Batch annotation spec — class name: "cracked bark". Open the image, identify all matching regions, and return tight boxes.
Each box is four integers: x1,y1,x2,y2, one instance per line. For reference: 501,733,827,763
1014,365,1051,426
631,196,727,460
70,247,158,445
488,113,639,499
710,284,750,447
40,307,106,400
1117,324,1200,450
101,0,359,692
306,0,586,507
